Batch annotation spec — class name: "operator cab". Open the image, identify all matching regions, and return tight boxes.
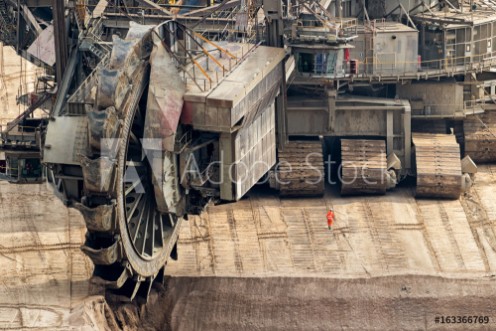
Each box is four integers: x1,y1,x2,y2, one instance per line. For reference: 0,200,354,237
289,11,357,78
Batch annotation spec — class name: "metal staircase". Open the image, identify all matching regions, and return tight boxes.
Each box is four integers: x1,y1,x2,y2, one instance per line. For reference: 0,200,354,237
81,17,112,60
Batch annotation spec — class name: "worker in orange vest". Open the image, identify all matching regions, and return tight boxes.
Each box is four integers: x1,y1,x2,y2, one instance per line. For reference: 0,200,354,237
327,208,335,230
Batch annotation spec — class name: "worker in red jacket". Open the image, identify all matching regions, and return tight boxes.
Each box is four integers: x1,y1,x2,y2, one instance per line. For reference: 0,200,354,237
327,208,335,230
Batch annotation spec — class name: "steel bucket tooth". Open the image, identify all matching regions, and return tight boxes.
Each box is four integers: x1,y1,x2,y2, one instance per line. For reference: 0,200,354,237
80,156,116,193
92,264,130,289
74,202,115,232
81,236,121,265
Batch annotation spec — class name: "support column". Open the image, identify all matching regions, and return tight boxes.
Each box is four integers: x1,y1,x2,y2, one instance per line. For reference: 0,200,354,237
327,89,336,134
276,61,287,150
263,0,283,48
387,109,393,156
403,100,412,171
53,0,68,84
335,0,342,18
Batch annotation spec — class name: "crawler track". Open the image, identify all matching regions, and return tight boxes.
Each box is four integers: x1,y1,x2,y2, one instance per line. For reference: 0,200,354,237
340,139,388,195
277,141,325,196
413,133,462,199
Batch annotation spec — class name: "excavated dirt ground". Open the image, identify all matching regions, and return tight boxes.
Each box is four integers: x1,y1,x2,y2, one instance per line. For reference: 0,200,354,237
1,46,496,330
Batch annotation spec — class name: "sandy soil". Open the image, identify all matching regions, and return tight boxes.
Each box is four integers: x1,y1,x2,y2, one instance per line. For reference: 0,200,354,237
168,167,496,280
1,168,495,330
1,46,496,330
0,47,118,329
0,181,121,330
153,275,496,331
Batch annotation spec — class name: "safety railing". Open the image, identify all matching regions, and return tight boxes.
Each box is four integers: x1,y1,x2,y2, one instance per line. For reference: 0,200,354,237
297,51,496,81
295,17,358,40
100,3,235,19
332,17,359,37
464,98,486,116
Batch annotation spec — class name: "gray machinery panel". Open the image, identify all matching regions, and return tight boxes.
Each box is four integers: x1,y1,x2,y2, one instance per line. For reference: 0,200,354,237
43,116,88,165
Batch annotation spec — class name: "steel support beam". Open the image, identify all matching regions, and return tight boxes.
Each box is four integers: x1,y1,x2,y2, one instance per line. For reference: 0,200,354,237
52,0,68,84
276,61,287,150
24,0,52,7
387,109,394,156
183,0,240,17
327,89,336,134
263,0,283,48
103,13,235,31
403,101,412,170
52,47,78,116
134,0,172,15
21,5,42,35
412,15,472,26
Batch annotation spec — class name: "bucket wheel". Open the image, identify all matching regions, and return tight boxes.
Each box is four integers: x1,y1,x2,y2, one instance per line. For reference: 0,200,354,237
74,36,184,300
77,95,183,301
78,97,182,301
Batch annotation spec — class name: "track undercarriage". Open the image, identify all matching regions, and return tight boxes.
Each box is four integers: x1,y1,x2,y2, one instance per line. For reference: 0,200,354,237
276,141,325,197
464,111,496,163
413,133,463,199
340,139,390,195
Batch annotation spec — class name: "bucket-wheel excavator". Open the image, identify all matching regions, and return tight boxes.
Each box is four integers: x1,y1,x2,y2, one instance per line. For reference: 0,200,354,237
0,0,495,301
